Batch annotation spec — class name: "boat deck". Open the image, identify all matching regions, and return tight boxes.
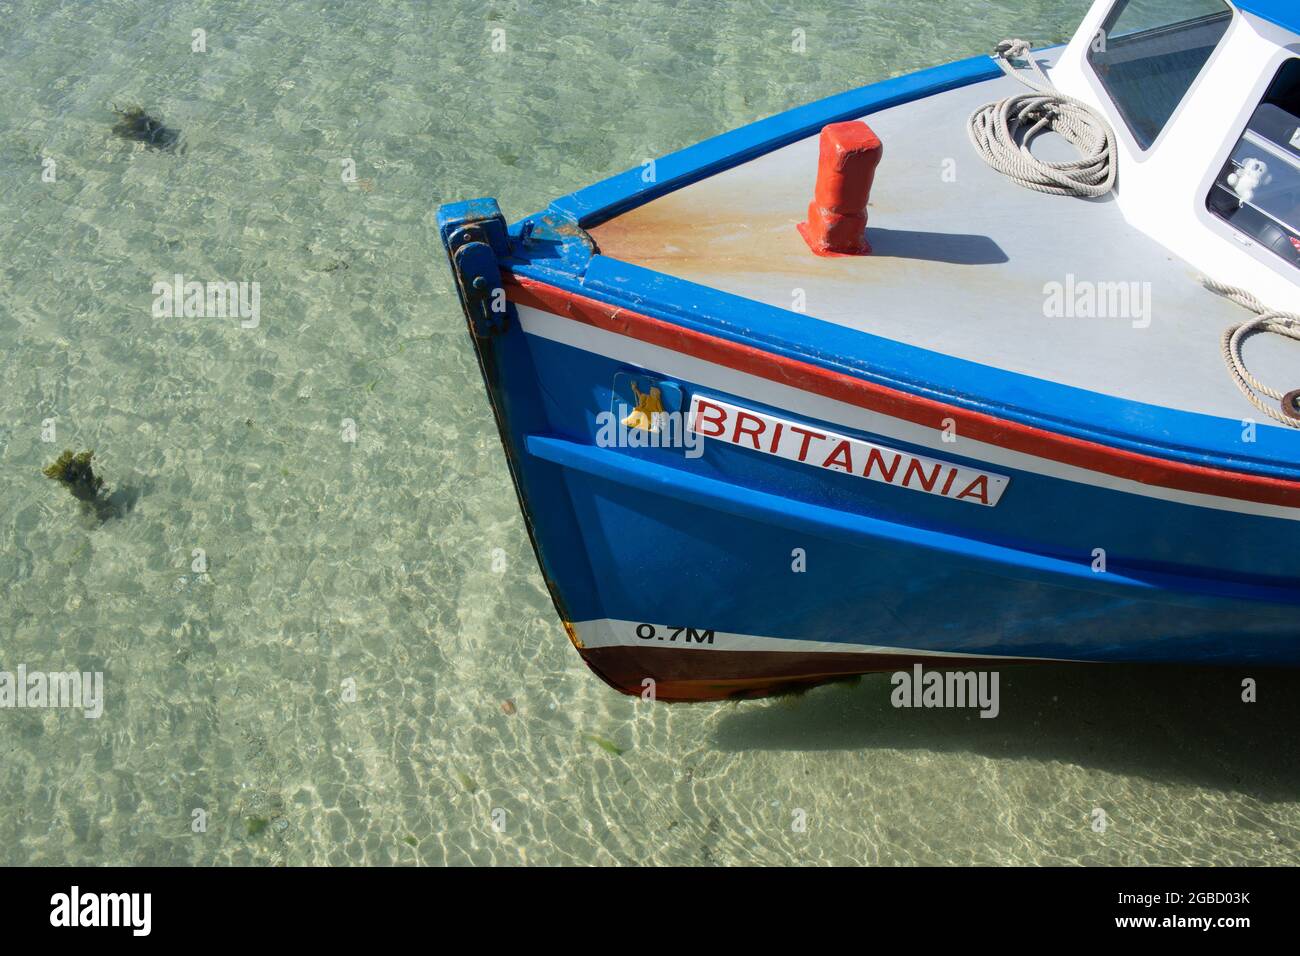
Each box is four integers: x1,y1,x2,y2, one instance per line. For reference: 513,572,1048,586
589,65,1298,425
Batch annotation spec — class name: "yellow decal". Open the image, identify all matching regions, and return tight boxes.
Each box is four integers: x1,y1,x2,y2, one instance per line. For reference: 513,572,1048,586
622,381,665,433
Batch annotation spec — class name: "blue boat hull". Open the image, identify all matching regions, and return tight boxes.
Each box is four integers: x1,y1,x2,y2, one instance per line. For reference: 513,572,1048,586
436,47,1300,700
433,280,1300,699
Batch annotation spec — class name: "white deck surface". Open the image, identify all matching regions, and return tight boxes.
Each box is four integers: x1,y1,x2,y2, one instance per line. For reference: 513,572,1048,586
589,69,1300,423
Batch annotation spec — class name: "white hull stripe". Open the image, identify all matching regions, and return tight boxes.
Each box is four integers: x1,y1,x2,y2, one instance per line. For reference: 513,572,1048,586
690,394,1010,506
518,304,1300,521
573,618,1072,662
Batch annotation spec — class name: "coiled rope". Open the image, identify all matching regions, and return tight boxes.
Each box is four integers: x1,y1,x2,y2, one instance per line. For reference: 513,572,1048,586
1204,278,1300,427
967,39,1117,198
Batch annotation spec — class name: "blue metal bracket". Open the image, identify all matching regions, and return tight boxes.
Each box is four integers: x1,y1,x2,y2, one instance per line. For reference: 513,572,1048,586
437,198,516,337
508,209,598,280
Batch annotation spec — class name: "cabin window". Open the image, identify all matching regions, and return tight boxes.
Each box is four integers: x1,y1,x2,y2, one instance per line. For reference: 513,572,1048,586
1087,0,1232,149
1207,60,1300,270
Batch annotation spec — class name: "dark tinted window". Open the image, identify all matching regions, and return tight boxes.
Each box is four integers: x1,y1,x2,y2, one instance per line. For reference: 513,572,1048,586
1208,60,1300,270
1088,0,1232,149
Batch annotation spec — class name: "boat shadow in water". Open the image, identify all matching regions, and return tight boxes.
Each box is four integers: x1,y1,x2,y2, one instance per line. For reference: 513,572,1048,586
711,664,1300,801
864,228,1009,265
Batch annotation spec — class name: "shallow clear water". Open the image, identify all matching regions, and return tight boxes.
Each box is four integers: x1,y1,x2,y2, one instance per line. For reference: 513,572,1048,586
1,0,1298,866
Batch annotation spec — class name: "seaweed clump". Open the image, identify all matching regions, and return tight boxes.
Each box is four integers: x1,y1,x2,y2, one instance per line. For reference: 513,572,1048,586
111,106,181,151
43,450,104,502
44,450,143,523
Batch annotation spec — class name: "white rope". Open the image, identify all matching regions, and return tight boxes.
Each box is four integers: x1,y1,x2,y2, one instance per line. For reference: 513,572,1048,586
1204,277,1300,427
967,39,1117,198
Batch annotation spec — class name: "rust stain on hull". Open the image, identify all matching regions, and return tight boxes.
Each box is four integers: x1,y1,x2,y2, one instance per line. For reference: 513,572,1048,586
589,187,1030,323
579,644,1033,703
591,190,821,279
584,95,1044,326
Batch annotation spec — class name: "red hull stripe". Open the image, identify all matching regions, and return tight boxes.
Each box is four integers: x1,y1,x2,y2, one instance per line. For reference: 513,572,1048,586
508,276,1300,509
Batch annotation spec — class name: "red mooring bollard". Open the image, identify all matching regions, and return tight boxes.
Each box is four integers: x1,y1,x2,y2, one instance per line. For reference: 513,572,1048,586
797,121,883,256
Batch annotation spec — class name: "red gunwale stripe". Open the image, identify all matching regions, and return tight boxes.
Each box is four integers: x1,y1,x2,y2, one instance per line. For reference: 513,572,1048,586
508,276,1300,509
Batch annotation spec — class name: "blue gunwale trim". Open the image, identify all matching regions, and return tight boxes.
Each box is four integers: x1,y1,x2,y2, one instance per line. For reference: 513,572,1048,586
497,45,1300,482
549,54,1002,229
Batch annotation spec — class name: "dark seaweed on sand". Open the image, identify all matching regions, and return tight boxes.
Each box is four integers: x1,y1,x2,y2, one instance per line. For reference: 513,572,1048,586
44,450,104,502
111,106,181,151
43,449,141,522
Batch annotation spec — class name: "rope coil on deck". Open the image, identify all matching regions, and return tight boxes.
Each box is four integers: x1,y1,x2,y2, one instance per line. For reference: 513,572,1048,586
967,39,1117,198
1205,278,1300,427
